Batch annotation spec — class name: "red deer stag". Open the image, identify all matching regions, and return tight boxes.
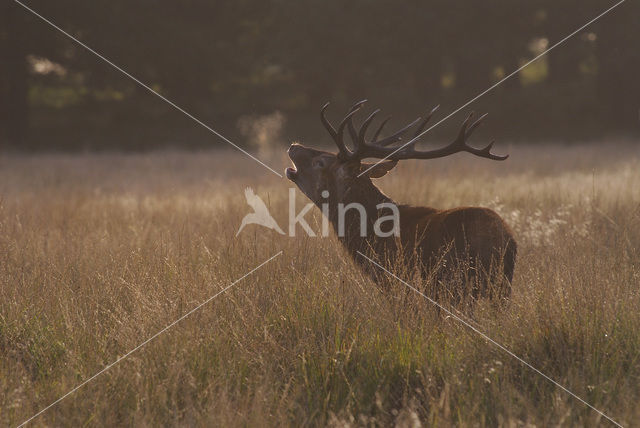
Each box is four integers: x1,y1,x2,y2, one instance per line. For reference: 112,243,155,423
286,100,516,304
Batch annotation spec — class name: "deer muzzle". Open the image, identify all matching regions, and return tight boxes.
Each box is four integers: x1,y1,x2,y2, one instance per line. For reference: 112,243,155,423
285,144,301,180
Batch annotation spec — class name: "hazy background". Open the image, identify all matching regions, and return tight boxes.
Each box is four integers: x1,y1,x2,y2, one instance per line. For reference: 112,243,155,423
3,3,640,425
1,0,638,152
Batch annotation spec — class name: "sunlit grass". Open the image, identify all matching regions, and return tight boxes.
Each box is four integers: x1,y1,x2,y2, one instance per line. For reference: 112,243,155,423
1,143,639,426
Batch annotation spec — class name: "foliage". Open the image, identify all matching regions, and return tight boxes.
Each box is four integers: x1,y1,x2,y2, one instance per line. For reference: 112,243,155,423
1,1,639,149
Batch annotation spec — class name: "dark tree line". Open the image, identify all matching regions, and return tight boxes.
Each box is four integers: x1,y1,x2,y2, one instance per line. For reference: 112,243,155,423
1,0,638,151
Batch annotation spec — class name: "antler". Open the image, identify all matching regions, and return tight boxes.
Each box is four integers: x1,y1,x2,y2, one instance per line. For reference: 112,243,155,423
320,100,508,162
320,100,366,160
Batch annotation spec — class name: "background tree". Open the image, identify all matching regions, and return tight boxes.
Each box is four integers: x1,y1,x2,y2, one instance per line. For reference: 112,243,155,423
1,0,637,151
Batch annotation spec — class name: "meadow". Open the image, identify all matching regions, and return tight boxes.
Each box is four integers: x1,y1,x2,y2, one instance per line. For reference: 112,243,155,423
1,142,639,427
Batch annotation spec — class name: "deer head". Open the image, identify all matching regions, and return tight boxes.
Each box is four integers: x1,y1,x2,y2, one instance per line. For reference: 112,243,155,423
286,100,508,210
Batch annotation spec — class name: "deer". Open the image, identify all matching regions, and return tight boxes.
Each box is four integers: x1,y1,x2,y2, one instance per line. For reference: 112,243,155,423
285,100,517,305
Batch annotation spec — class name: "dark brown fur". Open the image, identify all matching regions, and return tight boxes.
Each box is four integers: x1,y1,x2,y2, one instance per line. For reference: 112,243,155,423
286,143,517,303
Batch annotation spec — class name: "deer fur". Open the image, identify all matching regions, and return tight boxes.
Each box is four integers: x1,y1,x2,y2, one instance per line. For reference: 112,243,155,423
286,102,517,304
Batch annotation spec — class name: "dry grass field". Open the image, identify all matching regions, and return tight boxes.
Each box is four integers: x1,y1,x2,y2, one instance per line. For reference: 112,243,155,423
1,142,639,427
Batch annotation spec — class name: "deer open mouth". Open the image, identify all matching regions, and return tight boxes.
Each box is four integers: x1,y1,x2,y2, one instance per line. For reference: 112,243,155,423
286,146,299,180
285,166,298,180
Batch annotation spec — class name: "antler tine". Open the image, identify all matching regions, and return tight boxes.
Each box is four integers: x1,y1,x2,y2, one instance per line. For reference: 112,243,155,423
347,99,367,149
452,111,474,147
338,103,366,134
320,102,337,139
385,111,508,161
375,117,423,147
345,100,367,147
349,99,368,112
320,101,364,158
412,105,440,139
476,141,509,160
465,112,488,138
453,113,508,160
393,105,441,152
371,116,392,142
354,109,381,153
334,105,365,159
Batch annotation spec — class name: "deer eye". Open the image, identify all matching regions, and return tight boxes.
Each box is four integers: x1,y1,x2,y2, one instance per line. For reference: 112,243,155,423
312,158,327,169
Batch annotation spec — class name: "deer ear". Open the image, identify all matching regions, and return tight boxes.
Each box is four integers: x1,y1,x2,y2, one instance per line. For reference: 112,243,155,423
360,160,398,178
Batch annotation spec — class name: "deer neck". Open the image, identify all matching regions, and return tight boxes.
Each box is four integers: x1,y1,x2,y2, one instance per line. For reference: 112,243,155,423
325,183,396,250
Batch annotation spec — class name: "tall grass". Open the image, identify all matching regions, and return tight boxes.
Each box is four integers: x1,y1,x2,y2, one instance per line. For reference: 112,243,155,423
1,143,639,427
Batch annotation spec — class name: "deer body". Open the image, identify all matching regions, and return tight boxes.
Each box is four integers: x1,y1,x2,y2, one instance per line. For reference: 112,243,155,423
287,101,516,303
